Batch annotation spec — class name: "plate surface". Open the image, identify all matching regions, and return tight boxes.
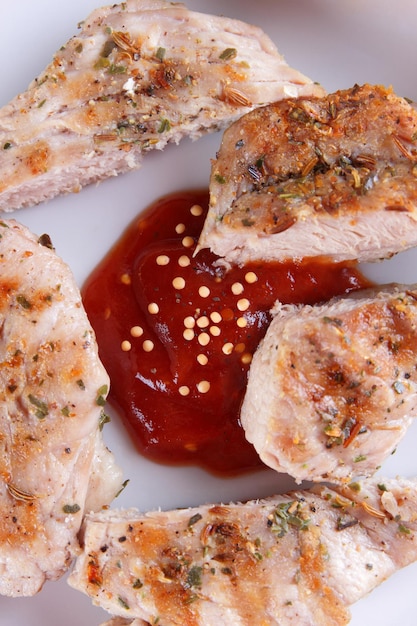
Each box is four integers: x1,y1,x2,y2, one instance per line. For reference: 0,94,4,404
1,1,417,624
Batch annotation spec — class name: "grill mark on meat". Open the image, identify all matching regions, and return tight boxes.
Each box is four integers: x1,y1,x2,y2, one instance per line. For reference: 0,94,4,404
0,219,123,596
0,0,323,212
69,477,417,625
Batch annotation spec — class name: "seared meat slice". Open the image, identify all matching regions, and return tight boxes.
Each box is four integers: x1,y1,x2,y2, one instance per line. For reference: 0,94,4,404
70,476,417,626
0,220,122,596
197,84,417,264
0,0,323,212
241,284,417,484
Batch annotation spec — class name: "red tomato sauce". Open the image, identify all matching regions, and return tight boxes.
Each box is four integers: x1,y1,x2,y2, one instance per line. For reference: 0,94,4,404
82,190,371,475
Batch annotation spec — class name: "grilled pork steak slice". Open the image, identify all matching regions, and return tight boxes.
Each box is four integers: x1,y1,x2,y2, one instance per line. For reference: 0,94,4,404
70,477,417,626
0,0,323,212
198,84,417,264
241,284,417,484
0,220,122,596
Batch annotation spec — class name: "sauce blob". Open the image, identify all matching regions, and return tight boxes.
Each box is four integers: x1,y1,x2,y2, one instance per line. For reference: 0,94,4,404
82,190,371,475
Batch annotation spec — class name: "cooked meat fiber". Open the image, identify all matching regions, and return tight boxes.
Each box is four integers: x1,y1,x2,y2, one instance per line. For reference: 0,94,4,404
0,0,323,212
198,84,417,264
241,284,417,485
70,476,417,626
0,220,122,596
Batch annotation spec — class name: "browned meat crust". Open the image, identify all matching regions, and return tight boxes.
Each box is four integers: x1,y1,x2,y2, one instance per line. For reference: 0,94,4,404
198,84,417,264
241,284,417,484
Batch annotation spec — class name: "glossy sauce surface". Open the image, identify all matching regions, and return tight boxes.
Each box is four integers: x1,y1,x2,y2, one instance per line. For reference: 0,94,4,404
82,190,371,475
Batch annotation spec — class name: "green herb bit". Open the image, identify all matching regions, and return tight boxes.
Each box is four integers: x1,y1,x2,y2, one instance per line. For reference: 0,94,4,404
99,410,111,431
96,384,109,406
101,39,117,57
37,99,47,108
16,294,32,310
62,503,81,514
219,47,237,60
377,483,388,492
76,379,86,390
270,501,310,537
398,523,411,535
336,514,359,531
158,118,171,133
94,57,111,70
28,394,49,419
188,513,203,527
214,174,226,184
3,142,12,150
186,565,203,589
61,406,70,417
132,578,143,589
155,46,166,61
115,479,130,498
118,596,130,610
108,63,127,75
354,454,367,463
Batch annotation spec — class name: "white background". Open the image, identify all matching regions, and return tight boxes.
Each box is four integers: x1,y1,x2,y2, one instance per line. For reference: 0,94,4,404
1,1,417,624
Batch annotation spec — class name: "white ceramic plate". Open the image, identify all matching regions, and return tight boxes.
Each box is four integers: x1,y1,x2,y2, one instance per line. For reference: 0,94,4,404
1,1,417,624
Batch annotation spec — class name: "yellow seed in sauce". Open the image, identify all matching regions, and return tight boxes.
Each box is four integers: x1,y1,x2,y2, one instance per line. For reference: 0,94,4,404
198,332,210,346
179,385,190,396
210,326,221,336
175,223,186,234
197,353,208,365
190,204,203,216
148,302,159,314
156,254,170,266
231,282,244,295
197,380,210,393
178,255,191,267
120,273,131,285
130,325,144,337
199,286,210,298
245,271,258,284
143,340,154,352
196,316,210,328
222,342,234,355
182,236,194,248
121,340,132,352
210,311,222,324
237,316,247,328
172,276,186,290
237,298,250,312
183,329,195,341
184,316,195,329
